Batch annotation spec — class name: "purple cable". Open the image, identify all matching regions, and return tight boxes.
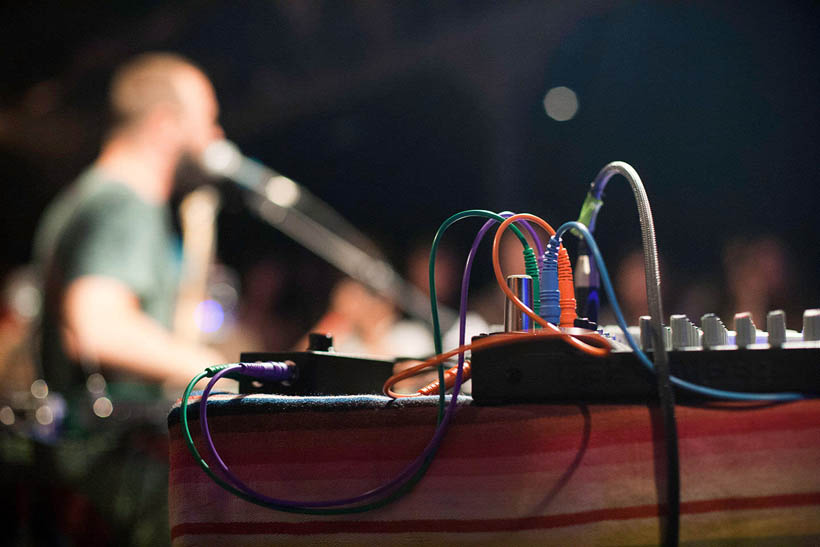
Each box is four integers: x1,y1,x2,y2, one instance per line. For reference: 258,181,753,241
458,218,499,348
456,212,542,348
197,213,535,509
199,361,467,508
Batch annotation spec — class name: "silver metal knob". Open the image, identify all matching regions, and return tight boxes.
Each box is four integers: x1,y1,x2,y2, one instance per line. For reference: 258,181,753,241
504,275,534,332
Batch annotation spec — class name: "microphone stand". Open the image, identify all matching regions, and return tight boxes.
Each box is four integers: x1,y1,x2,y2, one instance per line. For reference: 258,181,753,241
204,140,456,330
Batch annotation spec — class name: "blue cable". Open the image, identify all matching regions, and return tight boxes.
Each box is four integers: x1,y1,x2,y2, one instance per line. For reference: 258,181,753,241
539,236,561,325
553,221,808,402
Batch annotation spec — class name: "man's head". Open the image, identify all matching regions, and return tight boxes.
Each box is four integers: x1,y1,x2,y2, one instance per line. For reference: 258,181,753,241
107,52,222,161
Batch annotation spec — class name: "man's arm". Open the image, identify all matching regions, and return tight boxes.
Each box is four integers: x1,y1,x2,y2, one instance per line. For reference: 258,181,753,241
62,275,224,388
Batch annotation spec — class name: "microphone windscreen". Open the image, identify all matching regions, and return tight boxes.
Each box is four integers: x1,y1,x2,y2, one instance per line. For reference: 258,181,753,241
201,139,243,178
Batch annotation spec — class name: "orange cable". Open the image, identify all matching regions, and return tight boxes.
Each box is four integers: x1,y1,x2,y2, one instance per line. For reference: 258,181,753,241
416,361,472,396
385,213,607,400
557,246,578,327
383,331,610,398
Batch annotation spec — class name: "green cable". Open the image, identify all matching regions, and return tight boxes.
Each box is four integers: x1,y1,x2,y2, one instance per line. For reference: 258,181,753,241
179,367,437,514
523,246,541,318
573,191,604,236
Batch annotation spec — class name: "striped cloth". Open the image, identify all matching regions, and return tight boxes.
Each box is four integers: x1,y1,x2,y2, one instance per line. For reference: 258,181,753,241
168,395,820,546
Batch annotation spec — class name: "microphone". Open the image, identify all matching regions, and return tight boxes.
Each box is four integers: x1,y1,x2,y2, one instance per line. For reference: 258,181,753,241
202,139,376,253
202,139,299,206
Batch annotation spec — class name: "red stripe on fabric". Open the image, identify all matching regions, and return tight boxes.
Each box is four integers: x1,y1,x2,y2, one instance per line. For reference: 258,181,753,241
168,404,820,469
172,406,642,467
674,403,820,438
683,492,820,513
170,492,820,539
168,418,598,467
171,422,819,484
179,403,588,432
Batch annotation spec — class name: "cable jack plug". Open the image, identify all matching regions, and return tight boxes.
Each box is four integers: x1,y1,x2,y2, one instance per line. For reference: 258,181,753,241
204,364,235,377
574,240,600,323
239,361,297,382
417,362,472,396
557,246,577,327
539,236,561,325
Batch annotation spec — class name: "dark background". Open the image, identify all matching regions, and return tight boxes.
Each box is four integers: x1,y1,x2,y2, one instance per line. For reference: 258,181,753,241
2,0,818,338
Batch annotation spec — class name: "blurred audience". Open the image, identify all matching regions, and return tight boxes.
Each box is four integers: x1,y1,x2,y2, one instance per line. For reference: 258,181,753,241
472,228,539,329
0,266,40,393
596,249,653,326
296,240,465,359
405,239,460,310
721,235,798,329
299,277,434,358
598,235,801,332
236,259,293,352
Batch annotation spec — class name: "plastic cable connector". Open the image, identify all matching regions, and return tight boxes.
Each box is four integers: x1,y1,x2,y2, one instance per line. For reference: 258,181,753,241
417,361,472,396
557,246,578,327
573,191,604,236
205,364,234,377
539,237,561,325
240,361,295,381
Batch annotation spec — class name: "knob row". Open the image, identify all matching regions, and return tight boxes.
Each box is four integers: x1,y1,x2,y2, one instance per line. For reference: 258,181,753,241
638,308,820,351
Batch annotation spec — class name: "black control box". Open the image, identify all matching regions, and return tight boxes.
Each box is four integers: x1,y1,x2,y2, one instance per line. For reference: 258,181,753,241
470,334,820,404
239,334,395,396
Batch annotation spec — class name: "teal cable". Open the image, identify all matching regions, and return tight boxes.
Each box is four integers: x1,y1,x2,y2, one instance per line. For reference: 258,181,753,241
428,210,530,424
428,210,530,354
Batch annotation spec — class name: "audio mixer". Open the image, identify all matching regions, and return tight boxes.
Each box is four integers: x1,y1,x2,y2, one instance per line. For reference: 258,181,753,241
470,310,820,404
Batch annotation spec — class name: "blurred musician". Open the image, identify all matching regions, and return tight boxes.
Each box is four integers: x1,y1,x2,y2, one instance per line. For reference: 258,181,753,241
35,53,224,397
28,52,225,545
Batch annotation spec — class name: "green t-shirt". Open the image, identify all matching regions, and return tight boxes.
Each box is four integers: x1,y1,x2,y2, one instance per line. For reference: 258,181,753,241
34,167,179,396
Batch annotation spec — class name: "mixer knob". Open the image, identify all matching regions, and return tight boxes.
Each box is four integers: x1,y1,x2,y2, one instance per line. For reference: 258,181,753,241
639,316,653,350
803,309,820,342
734,312,756,348
766,310,787,347
701,313,728,349
691,323,702,347
671,314,695,349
